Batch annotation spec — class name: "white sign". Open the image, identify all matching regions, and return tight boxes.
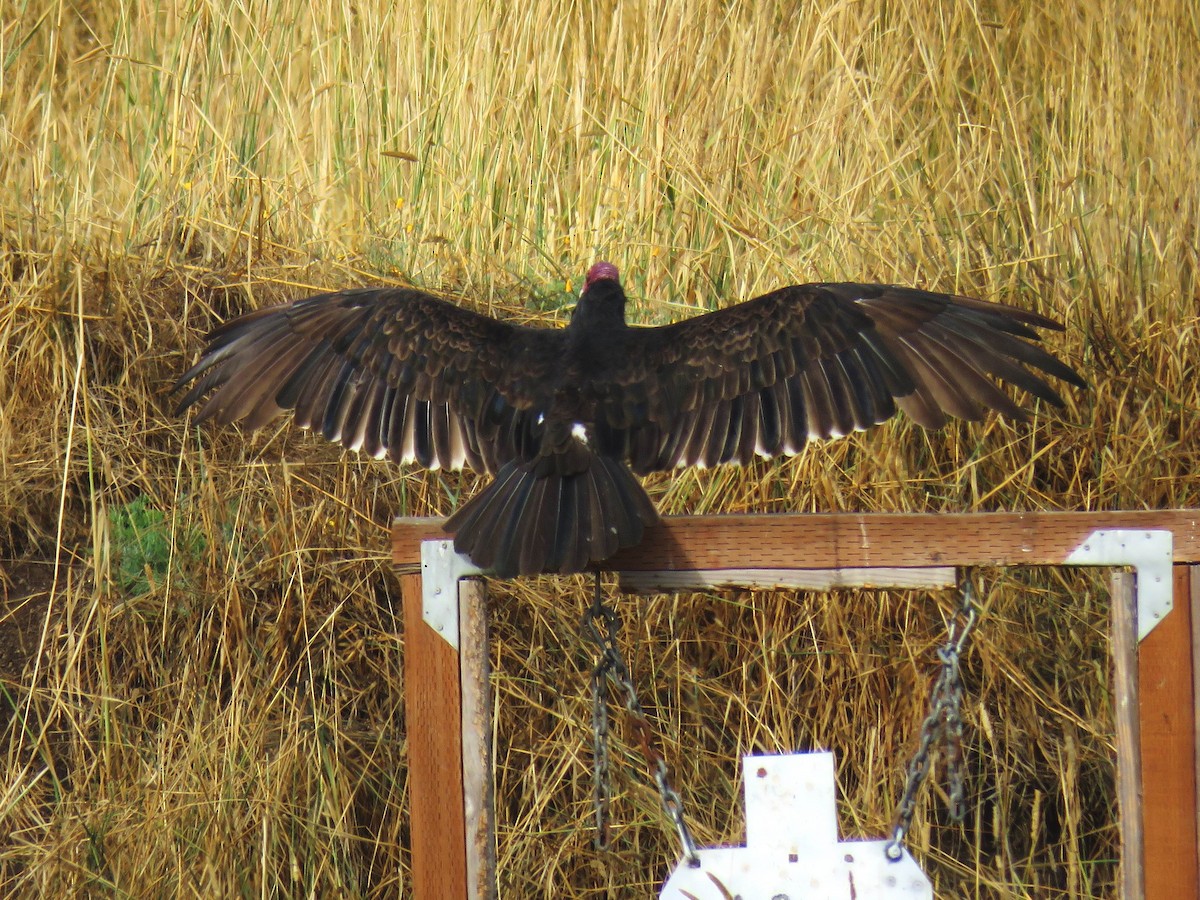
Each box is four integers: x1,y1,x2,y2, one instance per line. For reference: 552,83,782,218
661,752,932,900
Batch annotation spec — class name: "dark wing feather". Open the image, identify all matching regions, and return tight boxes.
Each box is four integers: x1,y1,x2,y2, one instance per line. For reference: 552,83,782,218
604,282,1083,474
175,287,564,473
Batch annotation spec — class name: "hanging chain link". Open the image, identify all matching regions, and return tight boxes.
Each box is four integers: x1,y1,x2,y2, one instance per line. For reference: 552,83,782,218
583,573,701,867
886,576,979,861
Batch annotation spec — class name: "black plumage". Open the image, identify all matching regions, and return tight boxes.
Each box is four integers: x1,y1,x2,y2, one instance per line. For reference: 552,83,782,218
176,261,1084,577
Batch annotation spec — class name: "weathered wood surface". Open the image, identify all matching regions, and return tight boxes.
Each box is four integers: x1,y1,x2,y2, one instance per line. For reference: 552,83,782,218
401,573,468,900
394,510,1200,571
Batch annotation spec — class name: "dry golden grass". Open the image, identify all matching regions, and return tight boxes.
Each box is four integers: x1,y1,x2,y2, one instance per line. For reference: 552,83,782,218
1,0,1197,896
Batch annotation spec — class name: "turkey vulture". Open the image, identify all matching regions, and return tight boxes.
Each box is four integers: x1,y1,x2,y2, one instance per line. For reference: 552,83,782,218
176,262,1083,577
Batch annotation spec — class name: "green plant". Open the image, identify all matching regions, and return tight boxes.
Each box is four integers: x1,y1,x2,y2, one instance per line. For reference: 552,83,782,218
107,494,206,597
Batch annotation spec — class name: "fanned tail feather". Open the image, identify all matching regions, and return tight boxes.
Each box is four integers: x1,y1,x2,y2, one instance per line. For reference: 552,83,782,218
444,450,658,577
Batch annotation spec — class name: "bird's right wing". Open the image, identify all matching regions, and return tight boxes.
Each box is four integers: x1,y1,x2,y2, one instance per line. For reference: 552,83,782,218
596,283,1083,473
175,287,565,473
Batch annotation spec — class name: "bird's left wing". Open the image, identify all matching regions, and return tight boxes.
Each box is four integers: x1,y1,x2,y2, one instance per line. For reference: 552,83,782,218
175,287,564,472
594,283,1083,473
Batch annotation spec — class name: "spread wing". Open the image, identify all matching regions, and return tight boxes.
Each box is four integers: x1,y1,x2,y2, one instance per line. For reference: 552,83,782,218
175,288,564,473
598,283,1084,474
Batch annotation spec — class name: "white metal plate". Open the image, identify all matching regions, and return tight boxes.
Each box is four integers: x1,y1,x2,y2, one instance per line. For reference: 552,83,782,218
661,752,932,900
1064,529,1172,639
420,539,482,650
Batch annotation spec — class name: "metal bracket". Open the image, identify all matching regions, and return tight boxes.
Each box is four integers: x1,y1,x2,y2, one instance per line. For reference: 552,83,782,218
661,752,932,899
1064,529,1173,640
420,539,483,651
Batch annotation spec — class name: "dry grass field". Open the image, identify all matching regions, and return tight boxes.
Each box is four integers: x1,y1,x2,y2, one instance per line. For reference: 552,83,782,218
1,0,1198,896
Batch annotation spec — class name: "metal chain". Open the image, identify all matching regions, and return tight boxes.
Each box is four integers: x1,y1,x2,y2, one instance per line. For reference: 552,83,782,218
886,577,979,861
583,573,701,867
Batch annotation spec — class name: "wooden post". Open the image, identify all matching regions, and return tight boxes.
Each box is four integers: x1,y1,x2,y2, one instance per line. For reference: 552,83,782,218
1193,567,1200,870
459,579,496,900
401,571,494,900
1138,567,1199,899
401,573,468,898
1112,571,1144,900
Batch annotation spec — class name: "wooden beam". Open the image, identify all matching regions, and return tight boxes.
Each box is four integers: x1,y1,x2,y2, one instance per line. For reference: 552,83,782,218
1112,572,1144,900
459,579,495,900
618,565,955,595
393,510,1200,571
401,573,468,899
1139,567,1199,899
